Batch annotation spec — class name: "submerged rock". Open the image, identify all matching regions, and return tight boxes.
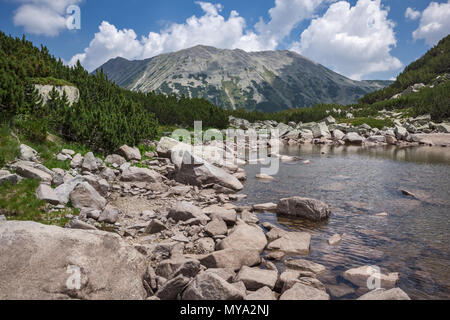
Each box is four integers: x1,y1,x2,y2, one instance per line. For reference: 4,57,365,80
357,288,411,300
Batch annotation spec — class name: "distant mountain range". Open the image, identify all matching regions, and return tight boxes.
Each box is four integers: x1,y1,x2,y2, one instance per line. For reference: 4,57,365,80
98,45,392,112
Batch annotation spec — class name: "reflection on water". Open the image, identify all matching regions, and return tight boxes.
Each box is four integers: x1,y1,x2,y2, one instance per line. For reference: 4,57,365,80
239,145,450,300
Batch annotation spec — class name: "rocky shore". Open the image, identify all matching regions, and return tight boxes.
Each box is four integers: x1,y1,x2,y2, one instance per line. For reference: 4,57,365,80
230,113,450,148
0,122,428,300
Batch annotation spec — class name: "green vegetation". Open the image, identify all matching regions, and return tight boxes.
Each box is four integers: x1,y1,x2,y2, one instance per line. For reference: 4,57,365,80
32,77,75,87
0,31,228,154
361,35,450,104
0,125,19,168
339,117,394,130
0,179,75,227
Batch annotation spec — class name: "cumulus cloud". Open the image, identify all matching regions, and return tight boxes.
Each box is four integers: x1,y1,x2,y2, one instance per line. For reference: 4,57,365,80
72,1,328,71
405,7,421,21
412,1,450,46
292,0,402,80
13,0,81,36
255,0,330,49
70,2,266,71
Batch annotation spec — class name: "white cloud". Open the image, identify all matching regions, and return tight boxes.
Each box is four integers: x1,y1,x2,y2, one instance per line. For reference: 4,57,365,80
255,0,330,49
13,0,81,36
293,0,402,80
405,7,421,21
412,1,450,46
72,0,327,71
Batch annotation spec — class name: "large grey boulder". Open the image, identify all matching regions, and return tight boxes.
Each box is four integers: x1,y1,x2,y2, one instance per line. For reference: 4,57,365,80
0,174,21,186
69,182,107,212
283,258,325,274
121,167,164,183
357,288,411,300
182,272,245,300
19,144,38,162
199,249,261,271
343,132,365,145
156,275,190,300
70,153,83,168
217,222,267,253
104,154,126,166
244,287,277,300
204,218,228,237
280,283,330,300
0,221,147,300
36,184,61,205
395,126,409,140
118,145,141,161
81,152,99,172
168,201,209,222
235,266,278,291
54,176,84,204
266,232,311,255
312,122,331,139
15,163,52,184
173,150,243,191
277,197,331,221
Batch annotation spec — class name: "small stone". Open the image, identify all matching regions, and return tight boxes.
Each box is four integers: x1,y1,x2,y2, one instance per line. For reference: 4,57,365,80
146,219,167,234
328,234,342,245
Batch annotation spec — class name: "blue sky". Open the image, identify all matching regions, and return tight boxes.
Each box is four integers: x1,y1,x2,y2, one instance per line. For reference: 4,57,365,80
1,0,449,80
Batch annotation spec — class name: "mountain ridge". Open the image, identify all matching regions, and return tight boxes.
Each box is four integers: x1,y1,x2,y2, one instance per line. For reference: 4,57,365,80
99,45,392,112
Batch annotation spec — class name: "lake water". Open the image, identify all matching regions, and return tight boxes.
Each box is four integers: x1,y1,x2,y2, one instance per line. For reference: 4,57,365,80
238,144,450,300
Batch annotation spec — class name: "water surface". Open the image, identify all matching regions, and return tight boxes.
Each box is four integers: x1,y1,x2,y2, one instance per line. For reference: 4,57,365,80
239,145,450,300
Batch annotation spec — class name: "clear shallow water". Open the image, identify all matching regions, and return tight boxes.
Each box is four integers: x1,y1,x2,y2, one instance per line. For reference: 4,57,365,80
238,145,450,300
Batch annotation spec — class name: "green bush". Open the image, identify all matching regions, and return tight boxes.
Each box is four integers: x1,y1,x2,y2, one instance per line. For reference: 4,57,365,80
13,114,48,143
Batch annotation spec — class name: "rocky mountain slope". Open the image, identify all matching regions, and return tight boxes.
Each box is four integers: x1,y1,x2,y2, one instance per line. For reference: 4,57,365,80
99,46,391,112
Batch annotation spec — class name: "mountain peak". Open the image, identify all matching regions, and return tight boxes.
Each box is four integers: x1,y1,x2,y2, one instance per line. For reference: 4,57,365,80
99,46,390,112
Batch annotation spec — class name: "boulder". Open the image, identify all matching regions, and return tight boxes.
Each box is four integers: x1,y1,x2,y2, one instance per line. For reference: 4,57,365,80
357,288,411,300
69,182,107,212
204,268,236,282
255,174,275,181
253,203,277,211
283,258,325,274
156,275,190,300
203,205,237,226
386,135,397,145
98,205,120,224
168,201,209,222
343,132,365,145
266,232,311,255
105,154,127,166
70,153,83,168
54,176,84,204
121,167,164,183
343,266,399,289
199,249,261,271
118,145,141,161
0,221,147,299
182,272,245,300
244,287,277,301
0,174,20,186
395,126,409,140
277,197,331,221
19,144,38,162
15,164,52,184
204,219,228,237
235,266,278,291
81,152,98,172
146,219,167,234
173,150,243,191
332,130,345,140
35,184,61,205
280,283,330,300
436,123,450,133
312,122,331,139
61,149,75,156
66,219,98,231
217,223,267,253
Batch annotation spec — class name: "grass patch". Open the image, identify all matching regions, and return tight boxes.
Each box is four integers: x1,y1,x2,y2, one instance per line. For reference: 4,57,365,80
31,77,75,87
338,117,394,130
0,179,76,227
0,125,20,168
